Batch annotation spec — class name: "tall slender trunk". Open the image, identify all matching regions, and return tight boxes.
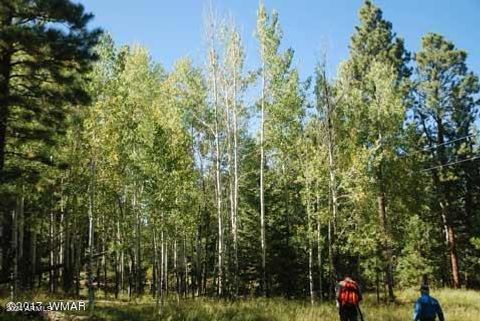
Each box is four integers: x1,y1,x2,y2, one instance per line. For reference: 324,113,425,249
195,215,202,297
49,209,56,293
211,43,224,297
59,187,64,286
17,194,24,289
152,222,158,298
74,196,81,296
133,184,142,295
117,195,125,294
322,71,338,288
327,221,334,299
183,235,188,297
377,183,395,301
198,138,208,296
306,181,314,305
308,241,314,305
62,190,73,294
115,199,122,299
232,60,239,297
165,240,169,296
174,237,179,302
101,211,107,299
260,57,267,297
157,215,164,315
316,188,323,302
11,205,17,300
225,84,234,297
87,160,96,316
375,125,395,302
30,212,37,290
114,239,119,299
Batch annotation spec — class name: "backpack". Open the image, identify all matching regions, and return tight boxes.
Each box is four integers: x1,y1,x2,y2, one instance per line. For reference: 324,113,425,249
339,280,360,306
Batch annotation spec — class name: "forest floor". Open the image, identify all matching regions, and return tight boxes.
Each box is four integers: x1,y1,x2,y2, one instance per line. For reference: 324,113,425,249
1,288,479,321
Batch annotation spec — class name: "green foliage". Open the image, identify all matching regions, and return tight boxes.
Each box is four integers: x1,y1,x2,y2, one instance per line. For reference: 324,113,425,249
413,32,480,287
396,215,436,287
0,0,101,177
1,0,479,307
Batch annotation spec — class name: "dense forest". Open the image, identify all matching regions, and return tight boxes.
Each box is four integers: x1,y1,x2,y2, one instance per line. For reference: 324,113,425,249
1,0,479,315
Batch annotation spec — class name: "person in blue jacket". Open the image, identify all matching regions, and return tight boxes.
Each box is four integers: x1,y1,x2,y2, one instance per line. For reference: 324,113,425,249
413,284,445,321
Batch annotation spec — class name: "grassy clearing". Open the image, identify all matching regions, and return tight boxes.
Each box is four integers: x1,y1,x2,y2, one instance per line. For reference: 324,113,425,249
1,288,479,321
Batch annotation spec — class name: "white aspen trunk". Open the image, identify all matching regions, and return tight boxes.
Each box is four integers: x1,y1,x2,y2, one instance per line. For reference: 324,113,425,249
165,240,169,296
74,196,81,296
59,181,64,283
322,73,337,294
232,35,240,297
101,211,107,299
316,189,323,302
174,237,179,302
63,198,71,293
209,23,224,297
225,89,235,297
195,219,201,297
11,206,17,300
152,222,158,299
31,213,37,290
215,88,224,297
328,221,334,299
183,236,188,298
115,217,121,299
117,195,125,294
128,255,132,299
157,219,164,315
75,232,80,295
198,134,208,296
324,76,337,238
49,209,55,293
377,130,395,301
87,160,95,316
133,184,140,295
309,239,314,305
307,181,314,305
18,194,24,288
260,57,267,297
195,222,201,297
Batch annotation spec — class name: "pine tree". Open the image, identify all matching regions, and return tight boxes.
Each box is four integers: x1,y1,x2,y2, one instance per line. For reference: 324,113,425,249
0,0,101,177
413,33,480,288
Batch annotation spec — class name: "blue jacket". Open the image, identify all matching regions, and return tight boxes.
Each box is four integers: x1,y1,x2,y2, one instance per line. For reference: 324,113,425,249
413,293,445,321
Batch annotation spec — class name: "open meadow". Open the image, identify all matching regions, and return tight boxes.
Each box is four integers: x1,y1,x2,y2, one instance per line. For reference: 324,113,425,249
2,289,479,321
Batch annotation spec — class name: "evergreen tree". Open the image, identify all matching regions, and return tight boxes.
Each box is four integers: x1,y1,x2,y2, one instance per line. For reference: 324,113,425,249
413,33,480,288
0,0,101,177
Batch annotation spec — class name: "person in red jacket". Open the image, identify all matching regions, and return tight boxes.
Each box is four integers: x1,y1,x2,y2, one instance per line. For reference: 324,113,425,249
336,275,363,321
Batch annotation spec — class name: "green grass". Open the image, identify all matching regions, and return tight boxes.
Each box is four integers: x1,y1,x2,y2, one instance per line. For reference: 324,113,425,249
1,288,479,321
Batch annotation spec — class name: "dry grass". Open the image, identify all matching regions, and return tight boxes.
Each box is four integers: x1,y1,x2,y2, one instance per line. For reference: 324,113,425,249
1,288,479,321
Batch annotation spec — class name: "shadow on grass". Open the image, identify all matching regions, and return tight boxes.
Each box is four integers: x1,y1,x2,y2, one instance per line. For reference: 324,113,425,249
93,305,154,321
89,301,277,321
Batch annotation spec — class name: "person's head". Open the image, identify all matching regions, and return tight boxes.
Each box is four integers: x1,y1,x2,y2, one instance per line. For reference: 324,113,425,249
420,284,430,295
344,274,353,282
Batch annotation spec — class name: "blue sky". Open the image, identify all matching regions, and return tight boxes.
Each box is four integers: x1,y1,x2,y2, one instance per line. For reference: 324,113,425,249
79,0,479,80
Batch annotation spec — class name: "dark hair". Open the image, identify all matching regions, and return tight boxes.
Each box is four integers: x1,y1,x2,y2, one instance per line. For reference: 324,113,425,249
420,284,430,293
